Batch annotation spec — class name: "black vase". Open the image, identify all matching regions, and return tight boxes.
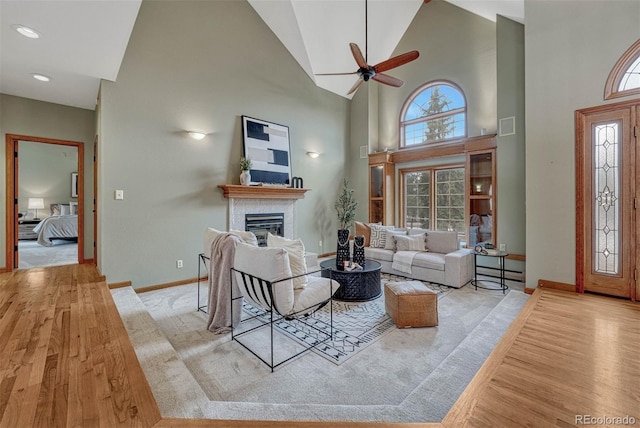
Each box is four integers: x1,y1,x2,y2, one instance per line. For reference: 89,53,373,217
336,228,350,270
353,235,365,266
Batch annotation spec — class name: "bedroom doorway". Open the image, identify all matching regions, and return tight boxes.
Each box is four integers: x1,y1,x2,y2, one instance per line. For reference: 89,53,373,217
5,134,85,271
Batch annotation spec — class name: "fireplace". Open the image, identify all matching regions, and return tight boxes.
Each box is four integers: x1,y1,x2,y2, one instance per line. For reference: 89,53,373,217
245,213,284,246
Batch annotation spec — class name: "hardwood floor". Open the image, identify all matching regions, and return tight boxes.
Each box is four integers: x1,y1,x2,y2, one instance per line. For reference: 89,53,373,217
1,264,638,427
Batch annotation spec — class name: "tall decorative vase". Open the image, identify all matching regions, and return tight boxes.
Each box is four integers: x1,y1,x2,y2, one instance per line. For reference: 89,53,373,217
240,170,251,186
353,235,365,266
336,228,350,270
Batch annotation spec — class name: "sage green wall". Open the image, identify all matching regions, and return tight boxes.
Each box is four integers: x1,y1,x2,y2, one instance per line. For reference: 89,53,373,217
348,1,499,228
18,142,78,217
496,16,525,269
525,0,640,288
0,94,95,265
98,0,349,287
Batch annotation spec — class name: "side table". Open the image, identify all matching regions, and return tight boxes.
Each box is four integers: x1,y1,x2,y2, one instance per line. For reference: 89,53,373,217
472,250,508,294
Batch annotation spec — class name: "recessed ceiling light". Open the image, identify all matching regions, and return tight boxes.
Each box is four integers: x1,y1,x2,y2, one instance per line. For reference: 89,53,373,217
12,25,40,39
32,73,51,82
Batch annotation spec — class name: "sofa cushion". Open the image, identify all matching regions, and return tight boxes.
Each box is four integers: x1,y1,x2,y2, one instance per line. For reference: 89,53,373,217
425,230,458,254
267,233,308,289
365,247,394,262
233,243,294,315
293,276,339,314
412,252,446,271
407,227,429,236
395,234,428,251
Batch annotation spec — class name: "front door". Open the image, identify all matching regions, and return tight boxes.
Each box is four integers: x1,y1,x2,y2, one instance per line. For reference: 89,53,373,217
576,100,638,299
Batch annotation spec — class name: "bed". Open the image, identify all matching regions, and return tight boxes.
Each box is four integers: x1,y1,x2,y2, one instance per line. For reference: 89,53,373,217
33,203,79,246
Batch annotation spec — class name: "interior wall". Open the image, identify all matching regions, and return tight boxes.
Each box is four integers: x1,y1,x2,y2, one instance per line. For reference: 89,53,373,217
18,141,78,218
349,1,498,227
98,0,349,288
525,0,640,288
496,16,526,270
0,94,96,265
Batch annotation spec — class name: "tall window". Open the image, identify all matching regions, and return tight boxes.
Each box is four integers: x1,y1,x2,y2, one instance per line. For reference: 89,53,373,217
402,166,465,234
400,81,466,147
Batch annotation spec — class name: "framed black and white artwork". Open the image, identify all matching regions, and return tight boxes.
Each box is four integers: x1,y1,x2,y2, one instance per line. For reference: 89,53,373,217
71,172,78,198
241,116,291,185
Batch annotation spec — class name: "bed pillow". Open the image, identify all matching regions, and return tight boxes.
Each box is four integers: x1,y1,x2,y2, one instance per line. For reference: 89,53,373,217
60,204,71,216
69,201,78,215
395,234,428,252
267,233,307,289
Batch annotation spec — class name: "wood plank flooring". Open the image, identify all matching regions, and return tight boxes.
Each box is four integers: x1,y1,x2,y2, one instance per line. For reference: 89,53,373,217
1,264,638,427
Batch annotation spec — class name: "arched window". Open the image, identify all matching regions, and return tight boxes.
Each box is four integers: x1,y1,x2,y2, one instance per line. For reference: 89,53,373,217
604,39,640,100
400,81,466,147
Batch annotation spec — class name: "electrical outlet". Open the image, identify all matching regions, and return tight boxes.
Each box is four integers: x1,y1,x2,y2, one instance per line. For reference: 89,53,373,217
176,260,183,269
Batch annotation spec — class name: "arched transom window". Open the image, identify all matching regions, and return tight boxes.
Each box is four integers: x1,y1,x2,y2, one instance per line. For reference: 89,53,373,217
400,81,466,147
605,39,640,100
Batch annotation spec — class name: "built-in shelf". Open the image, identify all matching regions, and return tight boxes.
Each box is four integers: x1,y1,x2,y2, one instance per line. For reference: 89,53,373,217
218,184,310,199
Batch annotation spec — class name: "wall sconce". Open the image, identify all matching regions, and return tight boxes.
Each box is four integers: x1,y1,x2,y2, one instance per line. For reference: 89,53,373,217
188,131,207,140
28,197,45,220
306,151,320,158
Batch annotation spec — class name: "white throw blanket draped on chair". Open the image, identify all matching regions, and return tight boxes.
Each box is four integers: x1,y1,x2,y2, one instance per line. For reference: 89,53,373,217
392,251,420,274
206,233,243,334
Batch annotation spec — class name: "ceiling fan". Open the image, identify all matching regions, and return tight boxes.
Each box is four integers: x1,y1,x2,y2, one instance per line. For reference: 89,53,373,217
315,0,421,95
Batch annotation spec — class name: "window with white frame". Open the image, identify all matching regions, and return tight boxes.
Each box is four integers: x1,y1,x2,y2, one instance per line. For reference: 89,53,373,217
400,81,466,147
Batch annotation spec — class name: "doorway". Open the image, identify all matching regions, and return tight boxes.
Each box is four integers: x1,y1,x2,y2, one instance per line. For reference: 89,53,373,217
5,134,85,271
576,99,639,300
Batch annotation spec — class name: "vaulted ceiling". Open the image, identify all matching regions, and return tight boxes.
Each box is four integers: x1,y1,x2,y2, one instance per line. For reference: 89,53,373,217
0,0,523,110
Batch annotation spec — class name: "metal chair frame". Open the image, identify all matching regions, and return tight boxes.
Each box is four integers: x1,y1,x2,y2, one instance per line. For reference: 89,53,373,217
230,267,334,372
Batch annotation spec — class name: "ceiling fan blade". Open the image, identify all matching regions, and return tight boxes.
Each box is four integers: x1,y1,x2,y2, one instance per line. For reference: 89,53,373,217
372,73,404,88
347,78,365,95
373,50,419,74
349,43,368,68
315,72,358,76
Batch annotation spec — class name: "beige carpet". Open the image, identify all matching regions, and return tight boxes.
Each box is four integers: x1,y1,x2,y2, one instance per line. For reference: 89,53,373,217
113,278,529,423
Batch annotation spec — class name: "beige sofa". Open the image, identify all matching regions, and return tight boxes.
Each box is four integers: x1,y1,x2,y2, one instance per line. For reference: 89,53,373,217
356,223,474,289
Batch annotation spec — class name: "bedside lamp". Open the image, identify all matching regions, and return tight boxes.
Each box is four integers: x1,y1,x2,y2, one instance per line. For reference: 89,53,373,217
28,198,45,220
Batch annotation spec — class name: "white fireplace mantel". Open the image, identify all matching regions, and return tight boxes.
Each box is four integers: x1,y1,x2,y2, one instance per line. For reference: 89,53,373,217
219,185,310,239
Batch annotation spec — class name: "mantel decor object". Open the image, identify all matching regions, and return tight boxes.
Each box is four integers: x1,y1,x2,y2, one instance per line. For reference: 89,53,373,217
239,157,252,186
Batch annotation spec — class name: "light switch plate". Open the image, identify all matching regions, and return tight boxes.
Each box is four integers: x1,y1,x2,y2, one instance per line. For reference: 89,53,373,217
115,190,124,200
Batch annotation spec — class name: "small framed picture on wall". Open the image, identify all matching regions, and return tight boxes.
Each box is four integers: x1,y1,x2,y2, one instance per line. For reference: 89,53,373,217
71,172,78,197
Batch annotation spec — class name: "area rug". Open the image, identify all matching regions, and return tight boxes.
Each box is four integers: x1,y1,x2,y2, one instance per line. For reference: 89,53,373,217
18,240,77,268
241,275,451,365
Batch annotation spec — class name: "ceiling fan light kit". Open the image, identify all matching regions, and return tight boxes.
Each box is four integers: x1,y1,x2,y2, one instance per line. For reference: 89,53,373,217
315,0,420,95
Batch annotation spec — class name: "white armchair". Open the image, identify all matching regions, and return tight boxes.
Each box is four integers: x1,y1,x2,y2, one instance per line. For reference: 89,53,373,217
231,243,339,371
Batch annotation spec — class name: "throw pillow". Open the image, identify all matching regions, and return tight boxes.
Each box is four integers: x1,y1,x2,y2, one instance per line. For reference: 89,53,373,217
370,224,394,248
383,229,407,251
355,221,372,247
395,234,428,252
69,201,78,215
59,204,71,216
230,229,259,246
267,233,308,289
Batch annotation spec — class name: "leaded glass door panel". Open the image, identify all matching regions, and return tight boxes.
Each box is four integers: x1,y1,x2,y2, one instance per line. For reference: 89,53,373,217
577,105,636,299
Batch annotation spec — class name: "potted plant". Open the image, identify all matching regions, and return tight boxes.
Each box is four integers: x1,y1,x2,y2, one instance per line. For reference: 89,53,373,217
239,157,252,186
334,178,358,268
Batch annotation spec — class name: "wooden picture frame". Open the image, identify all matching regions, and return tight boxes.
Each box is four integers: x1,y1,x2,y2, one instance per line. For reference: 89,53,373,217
241,116,291,185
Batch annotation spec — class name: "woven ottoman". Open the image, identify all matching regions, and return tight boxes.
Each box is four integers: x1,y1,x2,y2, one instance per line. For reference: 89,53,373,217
384,281,438,328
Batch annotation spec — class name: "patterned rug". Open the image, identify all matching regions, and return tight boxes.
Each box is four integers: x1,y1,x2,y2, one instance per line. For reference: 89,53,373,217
242,274,453,365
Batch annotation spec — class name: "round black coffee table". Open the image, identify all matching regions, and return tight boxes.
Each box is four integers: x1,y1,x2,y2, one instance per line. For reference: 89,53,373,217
320,258,382,301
